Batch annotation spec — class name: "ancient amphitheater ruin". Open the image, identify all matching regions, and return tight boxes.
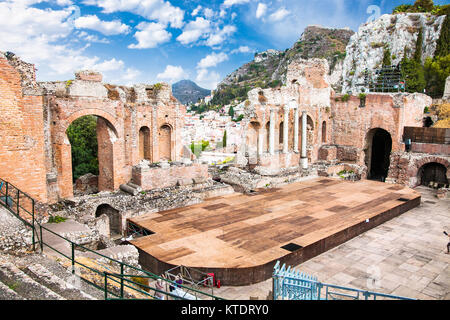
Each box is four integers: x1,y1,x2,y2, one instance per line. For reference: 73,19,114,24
0,50,448,301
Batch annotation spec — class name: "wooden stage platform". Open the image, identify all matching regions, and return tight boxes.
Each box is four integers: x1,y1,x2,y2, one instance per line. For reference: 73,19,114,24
129,178,421,286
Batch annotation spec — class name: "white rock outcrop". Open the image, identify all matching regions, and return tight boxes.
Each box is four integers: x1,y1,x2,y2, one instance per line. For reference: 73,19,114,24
443,76,450,100
342,13,445,94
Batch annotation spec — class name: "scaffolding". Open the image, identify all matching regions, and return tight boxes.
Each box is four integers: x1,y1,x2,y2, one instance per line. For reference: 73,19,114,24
163,265,215,300
358,65,406,93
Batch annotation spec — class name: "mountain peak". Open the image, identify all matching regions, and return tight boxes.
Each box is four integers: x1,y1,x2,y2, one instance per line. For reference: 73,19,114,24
172,80,211,106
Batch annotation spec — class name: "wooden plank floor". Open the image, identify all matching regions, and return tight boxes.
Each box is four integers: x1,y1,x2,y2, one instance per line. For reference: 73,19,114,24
130,178,420,269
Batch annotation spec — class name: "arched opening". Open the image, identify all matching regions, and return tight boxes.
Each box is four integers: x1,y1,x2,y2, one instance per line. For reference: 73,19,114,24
322,121,327,143
67,115,99,186
159,124,172,161
67,115,117,195
247,122,260,155
365,128,392,181
139,126,151,161
265,121,270,153
417,163,448,187
279,121,284,151
95,204,122,237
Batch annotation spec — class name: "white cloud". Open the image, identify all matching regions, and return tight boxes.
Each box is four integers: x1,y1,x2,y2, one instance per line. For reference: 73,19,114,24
222,0,250,8
128,22,171,49
192,5,202,16
269,7,290,22
204,8,215,19
195,68,221,90
157,65,188,83
206,25,236,47
176,17,211,45
82,0,184,29
0,1,142,85
76,31,110,44
197,52,228,69
55,0,73,5
231,46,251,54
74,15,130,35
256,3,267,19
93,58,124,72
122,68,141,82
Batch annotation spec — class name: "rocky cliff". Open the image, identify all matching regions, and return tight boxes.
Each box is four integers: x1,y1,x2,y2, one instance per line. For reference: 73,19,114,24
213,26,354,106
342,12,445,94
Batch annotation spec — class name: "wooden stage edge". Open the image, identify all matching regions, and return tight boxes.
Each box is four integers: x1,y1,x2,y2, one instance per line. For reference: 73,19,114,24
129,179,421,286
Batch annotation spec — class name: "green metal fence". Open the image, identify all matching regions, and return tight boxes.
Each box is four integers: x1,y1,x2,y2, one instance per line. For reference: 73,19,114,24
0,178,224,300
273,261,415,301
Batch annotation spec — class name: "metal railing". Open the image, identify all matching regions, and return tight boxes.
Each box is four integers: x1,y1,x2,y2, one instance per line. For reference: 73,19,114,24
273,261,415,301
0,178,224,300
0,179,37,250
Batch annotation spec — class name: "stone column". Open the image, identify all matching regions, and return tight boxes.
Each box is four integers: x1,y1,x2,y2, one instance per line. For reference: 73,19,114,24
294,107,299,153
283,106,289,154
301,111,308,169
269,109,276,155
258,128,264,156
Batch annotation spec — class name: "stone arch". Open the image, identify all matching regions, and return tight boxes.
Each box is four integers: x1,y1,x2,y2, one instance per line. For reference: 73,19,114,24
58,111,119,199
417,163,449,187
65,109,119,138
409,156,450,187
95,204,122,237
139,126,151,161
365,128,392,181
159,124,172,161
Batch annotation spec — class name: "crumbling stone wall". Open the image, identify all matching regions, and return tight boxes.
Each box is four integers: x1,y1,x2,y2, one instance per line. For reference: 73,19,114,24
239,58,432,184
238,59,332,173
387,152,450,187
0,53,187,204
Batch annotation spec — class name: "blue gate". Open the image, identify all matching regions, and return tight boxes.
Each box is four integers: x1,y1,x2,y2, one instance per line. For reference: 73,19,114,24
272,261,415,301
272,261,319,300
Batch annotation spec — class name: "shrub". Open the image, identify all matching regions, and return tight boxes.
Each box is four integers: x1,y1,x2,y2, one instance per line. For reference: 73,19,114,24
340,94,350,102
48,215,68,224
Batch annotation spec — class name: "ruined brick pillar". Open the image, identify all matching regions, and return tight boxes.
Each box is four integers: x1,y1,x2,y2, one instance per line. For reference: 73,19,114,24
97,118,116,191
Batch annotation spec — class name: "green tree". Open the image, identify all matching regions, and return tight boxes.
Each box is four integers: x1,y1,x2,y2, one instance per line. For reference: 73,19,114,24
228,105,235,118
223,130,227,148
413,0,434,12
424,54,450,97
435,14,450,58
414,28,424,64
66,115,99,181
402,56,426,93
382,47,392,66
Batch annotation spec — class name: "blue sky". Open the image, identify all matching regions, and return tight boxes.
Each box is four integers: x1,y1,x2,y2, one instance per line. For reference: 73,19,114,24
0,0,447,90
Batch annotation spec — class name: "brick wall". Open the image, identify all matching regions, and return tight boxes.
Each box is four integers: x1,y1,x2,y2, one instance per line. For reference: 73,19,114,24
0,57,48,202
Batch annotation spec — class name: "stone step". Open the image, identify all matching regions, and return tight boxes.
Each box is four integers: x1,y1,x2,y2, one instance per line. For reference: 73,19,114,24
23,263,97,300
0,262,65,300
0,279,24,300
